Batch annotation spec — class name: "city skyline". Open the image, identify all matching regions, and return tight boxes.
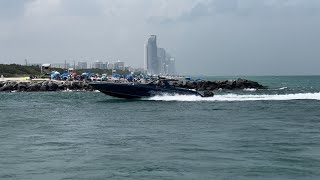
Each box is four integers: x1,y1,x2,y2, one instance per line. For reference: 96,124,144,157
1,1,320,75
145,35,176,75
23,60,143,72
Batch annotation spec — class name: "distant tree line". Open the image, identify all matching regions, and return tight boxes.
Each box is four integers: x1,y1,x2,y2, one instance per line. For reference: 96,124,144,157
0,64,41,77
0,64,140,77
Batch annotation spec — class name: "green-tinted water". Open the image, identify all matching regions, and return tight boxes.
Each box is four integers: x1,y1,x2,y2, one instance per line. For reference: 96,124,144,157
1,76,320,179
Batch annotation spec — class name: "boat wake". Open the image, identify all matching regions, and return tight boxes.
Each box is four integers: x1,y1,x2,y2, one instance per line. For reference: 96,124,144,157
146,92,320,102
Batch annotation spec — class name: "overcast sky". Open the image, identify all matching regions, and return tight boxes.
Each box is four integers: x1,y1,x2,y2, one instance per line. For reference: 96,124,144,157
0,0,320,75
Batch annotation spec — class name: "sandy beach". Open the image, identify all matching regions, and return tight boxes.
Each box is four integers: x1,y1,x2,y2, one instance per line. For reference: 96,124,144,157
0,77,50,82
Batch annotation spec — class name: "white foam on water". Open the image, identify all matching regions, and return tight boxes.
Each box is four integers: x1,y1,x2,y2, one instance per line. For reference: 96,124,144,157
62,89,87,92
147,92,320,102
278,87,288,90
243,88,257,92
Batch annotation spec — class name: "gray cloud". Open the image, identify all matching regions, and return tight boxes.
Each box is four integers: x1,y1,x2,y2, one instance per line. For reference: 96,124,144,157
1,0,320,75
0,0,32,18
59,0,104,16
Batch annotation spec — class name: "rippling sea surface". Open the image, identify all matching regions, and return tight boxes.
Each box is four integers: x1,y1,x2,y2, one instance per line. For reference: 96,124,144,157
1,76,320,180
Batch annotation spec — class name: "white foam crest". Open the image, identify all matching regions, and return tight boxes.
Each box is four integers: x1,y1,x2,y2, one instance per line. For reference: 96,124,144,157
243,88,256,92
278,87,288,90
147,92,320,102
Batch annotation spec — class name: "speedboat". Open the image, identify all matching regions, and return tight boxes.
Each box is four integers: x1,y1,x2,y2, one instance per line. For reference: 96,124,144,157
89,79,213,99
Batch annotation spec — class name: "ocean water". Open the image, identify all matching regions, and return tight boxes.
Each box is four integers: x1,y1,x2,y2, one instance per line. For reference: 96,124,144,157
0,76,320,180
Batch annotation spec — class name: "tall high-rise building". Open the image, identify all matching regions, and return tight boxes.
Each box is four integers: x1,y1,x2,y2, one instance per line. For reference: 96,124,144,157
93,60,106,69
107,62,114,69
168,57,176,75
52,63,70,69
114,60,125,70
145,35,159,75
157,47,166,75
78,61,87,69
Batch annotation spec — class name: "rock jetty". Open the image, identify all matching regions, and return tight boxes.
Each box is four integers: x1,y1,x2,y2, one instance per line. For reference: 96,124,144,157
0,78,266,92
0,80,94,92
172,78,266,91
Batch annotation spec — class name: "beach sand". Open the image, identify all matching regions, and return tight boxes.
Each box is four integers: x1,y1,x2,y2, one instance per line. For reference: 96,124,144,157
0,77,49,82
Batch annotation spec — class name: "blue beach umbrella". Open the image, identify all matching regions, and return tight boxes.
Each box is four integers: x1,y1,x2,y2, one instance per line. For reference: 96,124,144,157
60,73,70,80
112,74,121,79
126,74,134,82
81,72,89,76
51,73,59,79
88,73,96,77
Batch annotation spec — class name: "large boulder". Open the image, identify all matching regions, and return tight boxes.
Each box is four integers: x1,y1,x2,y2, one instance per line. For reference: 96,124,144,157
226,80,237,88
199,82,210,91
48,82,58,91
71,82,82,90
196,81,204,89
235,79,244,89
58,83,66,90
218,84,233,90
234,78,265,89
186,81,197,89
64,81,73,90
245,80,262,88
17,83,28,91
85,84,94,91
40,84,48,91
173,81,184,88
0,84,13,91
27,83,41,91
208,83,218,90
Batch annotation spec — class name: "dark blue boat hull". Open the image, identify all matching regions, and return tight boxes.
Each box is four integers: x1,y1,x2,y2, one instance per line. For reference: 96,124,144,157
89,82,202,99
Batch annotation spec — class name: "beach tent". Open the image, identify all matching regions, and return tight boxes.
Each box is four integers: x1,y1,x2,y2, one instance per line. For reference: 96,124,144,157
126,74,134,82
82,72,96,77
81,72,96,81
60,73,70,80
137,74,149,80
71,73,77,78
50,73,60,79
81,72,89,76
112,74,121,79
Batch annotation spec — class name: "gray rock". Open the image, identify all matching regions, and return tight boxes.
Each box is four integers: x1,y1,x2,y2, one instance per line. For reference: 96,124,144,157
58,84,66,90
0,84,13,91
17,83,27,91
27,83,41,91
48,82,58,91
186,81,197,89
40,84,48,91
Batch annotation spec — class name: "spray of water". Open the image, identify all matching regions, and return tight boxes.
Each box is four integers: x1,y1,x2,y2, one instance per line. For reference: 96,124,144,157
146,92,320,102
